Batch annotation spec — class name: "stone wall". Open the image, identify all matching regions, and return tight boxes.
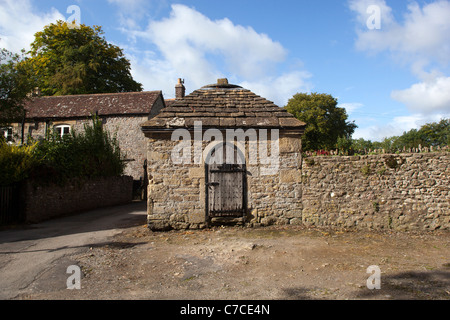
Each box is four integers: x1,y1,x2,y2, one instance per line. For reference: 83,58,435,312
22,176,133,223
145,131,303,231
145,129,449,232
301,152,449,231
101,116,149,180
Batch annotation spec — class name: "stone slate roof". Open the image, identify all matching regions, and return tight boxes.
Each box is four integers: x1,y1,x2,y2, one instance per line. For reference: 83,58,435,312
141,80,305,132
24,91,163,119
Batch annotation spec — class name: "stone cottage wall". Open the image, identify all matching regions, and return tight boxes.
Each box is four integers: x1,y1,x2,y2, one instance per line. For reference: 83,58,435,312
145,131,303,231
301,152,449,231
101,116,149,180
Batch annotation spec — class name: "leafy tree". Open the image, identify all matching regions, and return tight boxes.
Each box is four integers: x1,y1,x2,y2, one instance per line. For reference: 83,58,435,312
336,135,353,154
418,118,449,147
351,138,374,152
0,49,35,128
349,118,449,153
23,20,142,96
285,92,357,151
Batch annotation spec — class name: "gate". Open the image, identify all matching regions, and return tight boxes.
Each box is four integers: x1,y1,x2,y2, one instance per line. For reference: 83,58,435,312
0,184,23,225
205,143,247,224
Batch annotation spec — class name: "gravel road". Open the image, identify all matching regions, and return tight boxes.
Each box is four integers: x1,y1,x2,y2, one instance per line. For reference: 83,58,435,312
2,204,447,300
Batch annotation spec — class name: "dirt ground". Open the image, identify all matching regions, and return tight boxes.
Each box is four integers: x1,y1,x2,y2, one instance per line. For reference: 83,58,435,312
20,215,450,300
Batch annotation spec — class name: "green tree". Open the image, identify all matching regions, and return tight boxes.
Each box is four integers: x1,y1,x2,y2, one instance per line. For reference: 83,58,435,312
351,138,374,152
336,135,353,154
0,49,35,128
23,20,142,96
285,92,357,151
418,118,449,147
395,129,424,150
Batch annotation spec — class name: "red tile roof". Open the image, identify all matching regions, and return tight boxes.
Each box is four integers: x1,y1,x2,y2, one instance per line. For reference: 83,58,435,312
24,91,163,119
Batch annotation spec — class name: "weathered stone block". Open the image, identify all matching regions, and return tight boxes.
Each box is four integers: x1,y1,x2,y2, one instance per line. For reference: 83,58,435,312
188,210,206,224
279,136,302,153
280,169,302,183
147,217,172,231
189,167,205,178
148,151,169,161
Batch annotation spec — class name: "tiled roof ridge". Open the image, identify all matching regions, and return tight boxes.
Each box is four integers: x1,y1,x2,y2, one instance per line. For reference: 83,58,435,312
32,90,162,100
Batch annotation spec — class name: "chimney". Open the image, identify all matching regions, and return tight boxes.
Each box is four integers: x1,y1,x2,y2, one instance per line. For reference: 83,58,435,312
217,78,228,86
175,78,185,99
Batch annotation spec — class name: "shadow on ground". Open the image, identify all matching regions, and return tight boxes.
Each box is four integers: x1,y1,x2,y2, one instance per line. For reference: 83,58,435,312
356,268,450,300
0,201,147,244
282,268,450,300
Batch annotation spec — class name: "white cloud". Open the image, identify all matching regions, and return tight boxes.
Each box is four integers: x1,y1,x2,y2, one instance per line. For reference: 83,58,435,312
340,102,364,115
106,0,156,30
0,0,64,53
349,0,450,66
240,71,313,107
146,4,287,80
391,77,450,113
349,0,450,115
127,4,312,106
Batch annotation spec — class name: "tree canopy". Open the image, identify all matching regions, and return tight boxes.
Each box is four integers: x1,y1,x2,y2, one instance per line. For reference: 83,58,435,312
23,21,142,96
0,49,35,128
284,92,357,151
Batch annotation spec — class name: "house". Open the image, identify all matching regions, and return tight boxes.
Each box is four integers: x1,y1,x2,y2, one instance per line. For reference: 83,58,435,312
141,78,306,230
6,90,166,182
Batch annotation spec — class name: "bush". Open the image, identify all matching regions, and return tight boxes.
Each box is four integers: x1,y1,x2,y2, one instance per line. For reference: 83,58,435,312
0,141,40,186
33,117,125,182
1,116,126,185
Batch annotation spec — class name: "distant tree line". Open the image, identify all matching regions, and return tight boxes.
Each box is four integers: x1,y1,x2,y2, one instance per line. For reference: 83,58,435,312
349,118,449,154
285,92,449,155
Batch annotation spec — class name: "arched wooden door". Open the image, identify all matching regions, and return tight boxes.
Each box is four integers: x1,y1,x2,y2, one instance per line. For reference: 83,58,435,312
205,143,247,224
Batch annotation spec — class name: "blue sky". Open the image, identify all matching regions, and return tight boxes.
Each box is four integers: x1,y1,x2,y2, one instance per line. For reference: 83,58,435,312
1,0,449,141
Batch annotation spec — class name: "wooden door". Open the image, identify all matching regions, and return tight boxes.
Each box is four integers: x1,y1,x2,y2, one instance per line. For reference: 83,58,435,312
205,143,247,221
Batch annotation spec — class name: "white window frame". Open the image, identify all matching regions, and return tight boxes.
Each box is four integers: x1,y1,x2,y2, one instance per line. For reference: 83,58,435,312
54,124,71,138
1,127,13,142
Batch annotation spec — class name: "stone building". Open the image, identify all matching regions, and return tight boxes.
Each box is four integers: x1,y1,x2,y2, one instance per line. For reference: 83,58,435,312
141,79,306,230
6,90,166,180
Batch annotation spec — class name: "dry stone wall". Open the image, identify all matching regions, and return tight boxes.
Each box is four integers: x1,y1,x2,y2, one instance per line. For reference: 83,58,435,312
22,176,133,223
301,152,449,231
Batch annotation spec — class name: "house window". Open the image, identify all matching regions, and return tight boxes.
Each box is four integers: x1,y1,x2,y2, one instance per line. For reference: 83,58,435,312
54,125,71,138
1,127,13,142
